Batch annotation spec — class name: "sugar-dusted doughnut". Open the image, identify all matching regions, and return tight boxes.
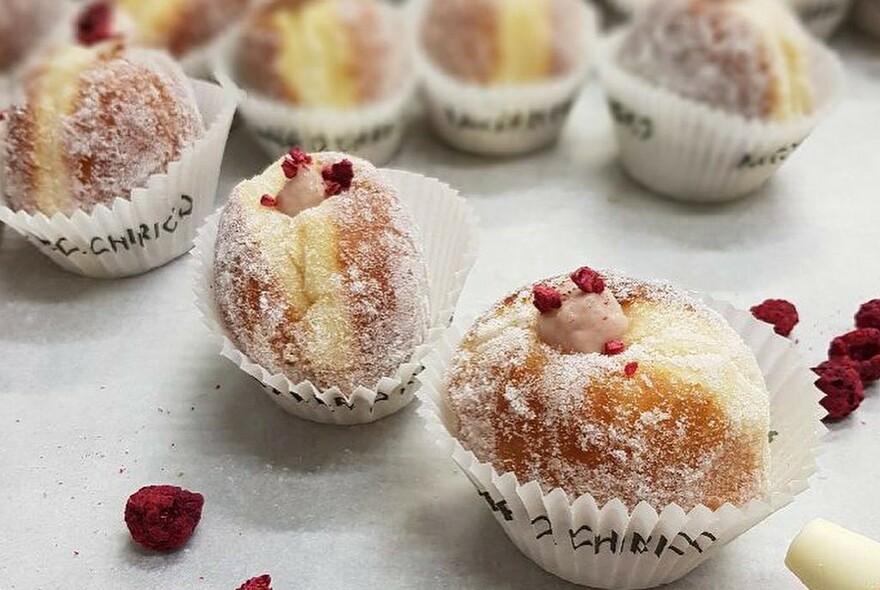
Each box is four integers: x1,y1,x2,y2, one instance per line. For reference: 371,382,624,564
446,267,771,510
213,150,430,394
617,0,816,120
3,42,203,217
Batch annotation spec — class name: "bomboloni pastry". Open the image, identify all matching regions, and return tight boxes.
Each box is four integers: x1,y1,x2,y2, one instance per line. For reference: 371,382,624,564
445,267,771,510
212,149,430,394
3,41,203,217
617,0,816,120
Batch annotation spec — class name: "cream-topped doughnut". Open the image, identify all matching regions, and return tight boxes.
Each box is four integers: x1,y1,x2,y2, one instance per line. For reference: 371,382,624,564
618,0,816,120
446,268,771,510
3,42,203,217
238,0,405,108
213,151,430,395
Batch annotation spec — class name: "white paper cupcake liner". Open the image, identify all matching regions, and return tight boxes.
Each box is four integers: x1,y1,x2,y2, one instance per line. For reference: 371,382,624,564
412,0,597,157
213,5,417,167
855,0,880,37
417,295,825,589
596,31,845,202
0,79,238,278
192,169,479,425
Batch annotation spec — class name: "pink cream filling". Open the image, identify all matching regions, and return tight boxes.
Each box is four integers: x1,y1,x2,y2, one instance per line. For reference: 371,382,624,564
536,282,630,354
275,164,325,218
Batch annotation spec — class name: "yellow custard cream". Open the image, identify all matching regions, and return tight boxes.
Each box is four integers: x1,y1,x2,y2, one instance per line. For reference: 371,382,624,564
494,0,553,83
272,0,358,108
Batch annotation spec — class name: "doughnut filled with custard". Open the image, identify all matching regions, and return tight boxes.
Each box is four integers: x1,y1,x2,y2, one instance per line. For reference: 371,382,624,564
446,268,771,510
213,150,430,395
3,42,203,216
420,0,586,85
617,0,817,120
76,0,250,57
238,0,406,108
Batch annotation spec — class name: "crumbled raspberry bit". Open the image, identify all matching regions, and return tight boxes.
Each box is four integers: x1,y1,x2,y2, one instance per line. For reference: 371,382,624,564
533,285,562,314
813,360,864,421
855,299,880,330
0,110,7,122
570,267,606,294
820,395,863,422
237,575,272,590
124,485,204,552
322,160,355,197
624,361,639,377
604,340,625,356
260,194,277,208
750,299,799,337
828,328,880,384
76,2,115,46
281,147,312,179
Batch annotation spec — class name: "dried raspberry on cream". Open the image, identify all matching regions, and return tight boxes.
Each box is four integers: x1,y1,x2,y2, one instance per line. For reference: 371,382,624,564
535,270,629,355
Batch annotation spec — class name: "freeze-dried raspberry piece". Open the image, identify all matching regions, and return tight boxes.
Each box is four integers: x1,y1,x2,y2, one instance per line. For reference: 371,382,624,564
812,360,864,421
237,575,272,590
570,267,605,294
828,328,880,384
533,285,562,314
750,299,799,337
855,299,880,330
124,485,204,552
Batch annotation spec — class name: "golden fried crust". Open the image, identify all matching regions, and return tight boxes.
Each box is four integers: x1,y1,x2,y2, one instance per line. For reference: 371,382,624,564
447,274,771,510
167,0,251,56
421,0,498,84
4,45,203,216
213,153,430,395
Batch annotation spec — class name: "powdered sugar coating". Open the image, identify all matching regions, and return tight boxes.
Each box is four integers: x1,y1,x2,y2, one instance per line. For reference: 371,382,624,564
617,0,813,120
4,45,203,216
446,271,771,510
159,0,250,57
420,0,586,84
213,152,430,396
